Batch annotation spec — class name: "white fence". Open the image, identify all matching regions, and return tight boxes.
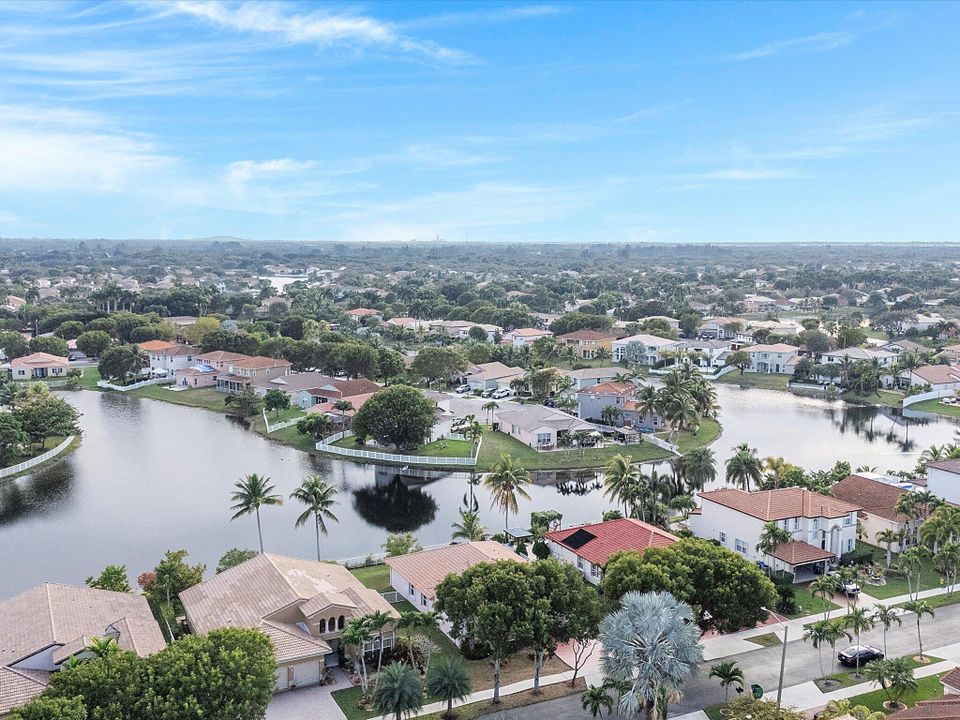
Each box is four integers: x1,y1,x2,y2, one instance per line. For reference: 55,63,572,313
0,436,76,479
903,388,957,408
643,433,681,456
317,430,480,466
649,364,736,380
261,408,305,433
97,377,174,392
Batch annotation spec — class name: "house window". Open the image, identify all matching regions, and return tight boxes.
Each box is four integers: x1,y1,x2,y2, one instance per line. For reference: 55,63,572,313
421,593,427,607
793,518,800,530
408,583,415,597
318,618,327,633
537,433,551,446
847,538,854,552
590,563,600,578
338,615,345,630
576,557,584,570
812,518,819,530
719,531,727,543
735,539,748,555
843,514,854,527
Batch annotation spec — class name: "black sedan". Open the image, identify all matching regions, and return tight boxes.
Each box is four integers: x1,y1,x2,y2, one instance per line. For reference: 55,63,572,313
838,645,884,667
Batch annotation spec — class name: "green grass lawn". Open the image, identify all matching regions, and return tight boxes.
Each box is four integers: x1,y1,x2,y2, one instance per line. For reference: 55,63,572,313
716,373,792,391
746,632,782,647
78,366,101,389
822,655,942,690
844,671,946,714
862,545,946,600
0,435,82,478
908,398,960,418
842,390,903,408
128,385,230,411
788,583,841,619
264,405,306,423
896,592,960,610
350,564,392,593
476,429,669,471
334,435,475,458
670,417,722,453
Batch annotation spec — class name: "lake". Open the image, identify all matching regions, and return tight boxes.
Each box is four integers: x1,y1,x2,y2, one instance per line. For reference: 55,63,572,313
1,385,957,596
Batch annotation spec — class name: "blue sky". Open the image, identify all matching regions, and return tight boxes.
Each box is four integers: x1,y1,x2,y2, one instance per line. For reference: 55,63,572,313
1,1,958,243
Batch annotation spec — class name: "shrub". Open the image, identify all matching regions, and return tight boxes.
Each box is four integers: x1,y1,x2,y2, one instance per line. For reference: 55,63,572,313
841,546,875,566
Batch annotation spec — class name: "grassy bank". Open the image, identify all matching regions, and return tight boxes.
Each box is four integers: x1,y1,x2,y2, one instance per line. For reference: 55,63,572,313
788,583,841,619
716,373,792,391
0,435,82,480
845,672,946,714
127,385,230,411
862,545,945,600
334,435,475,458
842,389,903,408
908,398,960,418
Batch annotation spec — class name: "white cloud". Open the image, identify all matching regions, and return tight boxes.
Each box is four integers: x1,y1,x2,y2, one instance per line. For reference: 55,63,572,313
0,211,20,223
226,158,317,184
167,0,471,63
727,31,855,61
682,167,801,181
398,5,567,31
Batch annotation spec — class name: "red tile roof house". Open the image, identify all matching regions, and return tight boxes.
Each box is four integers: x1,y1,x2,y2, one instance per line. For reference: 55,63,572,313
555,329,617,360
690,487,862,582
832,473,922,555
213,355,292,394
8,352,69,380
575,381,665,431
0,584,166,715
545,518,677,585
887,670,960,720
344,308,383,323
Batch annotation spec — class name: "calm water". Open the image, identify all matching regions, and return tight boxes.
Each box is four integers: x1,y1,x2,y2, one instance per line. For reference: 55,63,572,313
1,386,957,596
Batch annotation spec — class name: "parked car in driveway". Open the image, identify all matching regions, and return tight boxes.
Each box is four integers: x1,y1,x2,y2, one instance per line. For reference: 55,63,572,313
481,388,495,398
838,645,883,667
827,572,861,596
491,388,511,399
455,384,471,393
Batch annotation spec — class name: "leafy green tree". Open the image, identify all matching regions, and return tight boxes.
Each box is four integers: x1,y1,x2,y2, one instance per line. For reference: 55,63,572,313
709,661,744,701
43,650,143,719
426,655,472,719
85,565,131,593
223,386,262,416
29,336,69,357
724,350,752,374
97,344,148,383
372,662,424,720
75,330,112,358
0,413,29,465
600,539,777,633
581,685,614,719
296,413,335,441
230,473,283,553
0,330,30,359
263,388,290,417
54,321,86,340
140,549,205,642
11,384,81,447
383,532,422,556
601,591,703,720
352,385,438,450
377,348,406,380
435,560,533,704
216,548,258,574
411,347,468,386
9,696,86,720
484,453,531,529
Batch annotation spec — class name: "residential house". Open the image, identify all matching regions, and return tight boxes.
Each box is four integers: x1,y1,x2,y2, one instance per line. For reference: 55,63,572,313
545,518,677,585
305,392,376,428
940,344,960,362
884,339,926,356
926,459,960,505
886,692,960,720
909,365,960,391
1,295,25,312
745,343,800,374
463,362,526,393
294,377,381,411
214,356,292,394
690,487,861,581
9,352,68,380
612,334,681,365
831,473,923,552
636,316,681,332
385,317,427,332
195,350,248,371
698,317,743,340
344,308,383,323
742,294,779,313
494,404,594,450
574,381,663,430
821,347,897,368
385,542,523,636
674,339,734,369
559,367,621,392
556,329,616,359
179,554,398,692
501,328,553,347
174,363,218,388
0,584,166,715
142,341,199,377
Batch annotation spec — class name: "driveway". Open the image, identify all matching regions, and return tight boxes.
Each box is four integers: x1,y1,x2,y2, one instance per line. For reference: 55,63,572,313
266,667,352,720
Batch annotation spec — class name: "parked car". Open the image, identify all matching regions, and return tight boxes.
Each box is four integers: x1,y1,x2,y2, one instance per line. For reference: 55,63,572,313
481,388,495,398
491,388,511,399
838,645,883,667
828,571,861,596
455,384,471,394
544,398,556,407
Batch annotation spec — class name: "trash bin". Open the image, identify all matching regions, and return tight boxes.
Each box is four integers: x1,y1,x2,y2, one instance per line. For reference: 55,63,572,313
751,684,764,700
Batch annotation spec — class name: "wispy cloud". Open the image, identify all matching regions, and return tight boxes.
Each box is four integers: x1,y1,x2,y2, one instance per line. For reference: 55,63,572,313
727,31,855,61
226,158,317,185
167,0,472,63
681,167,801,182
0,211,20,223
397,5,567,31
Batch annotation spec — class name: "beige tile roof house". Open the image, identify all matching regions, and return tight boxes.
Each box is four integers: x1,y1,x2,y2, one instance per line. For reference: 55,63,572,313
697,487,861,521
179,554,398,692
0,584,166,715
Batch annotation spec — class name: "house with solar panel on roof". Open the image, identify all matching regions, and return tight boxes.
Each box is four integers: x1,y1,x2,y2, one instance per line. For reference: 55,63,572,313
543,518,678,585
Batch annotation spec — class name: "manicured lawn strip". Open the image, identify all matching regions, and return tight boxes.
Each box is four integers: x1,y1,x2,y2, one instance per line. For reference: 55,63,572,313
128,385,230,411
788,583,841,619
671,418,722,453
334,436,475,459
895,593,960,610
264,406,307,423
704,704,726,720
716,373,791,391
745,632,782,647
844,672,946,714
476,429,670,471
842,390,903,408
824,656,942,690
0,435,82,479
78,367,102,390
350,564,392,593
861,545,945,600
909,398,960,418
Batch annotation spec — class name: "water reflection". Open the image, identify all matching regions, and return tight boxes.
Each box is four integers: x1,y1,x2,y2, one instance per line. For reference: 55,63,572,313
352,476,438,533
0,463,75,525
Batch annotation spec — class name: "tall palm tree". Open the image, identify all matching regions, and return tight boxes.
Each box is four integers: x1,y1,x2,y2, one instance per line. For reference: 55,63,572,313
604,454,640,517
333,399,354,429
481,401,499,425
634,384,661,423
756,521,792,560
451,509,486,542
804,619,851,685
842,607,876,675
230,473,283,553
581,685,615,719
676,447,716,494
600,591,704,720
810,575,839,621
872,604,901,657
342,618,373,697
708,661,744,701
725,444,763,491
372,662,424,720
290,475,339,561
897,547,929,600
483,453,531,529
876,529,900,567
863,657,918,710
901,599,935,661
426,655,472,720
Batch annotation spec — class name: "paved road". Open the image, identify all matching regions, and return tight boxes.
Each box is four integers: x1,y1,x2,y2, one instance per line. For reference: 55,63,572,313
482,603,960,720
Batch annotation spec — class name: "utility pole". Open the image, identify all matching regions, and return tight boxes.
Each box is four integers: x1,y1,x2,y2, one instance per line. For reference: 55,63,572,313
762,607,789,708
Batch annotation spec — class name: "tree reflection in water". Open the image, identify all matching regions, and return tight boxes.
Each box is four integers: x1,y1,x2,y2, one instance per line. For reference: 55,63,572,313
0,465,75,525
825,405,924,453
352,476,438,532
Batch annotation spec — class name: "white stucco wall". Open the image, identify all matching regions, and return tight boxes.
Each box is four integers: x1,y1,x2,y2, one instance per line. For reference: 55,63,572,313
928,467,960,505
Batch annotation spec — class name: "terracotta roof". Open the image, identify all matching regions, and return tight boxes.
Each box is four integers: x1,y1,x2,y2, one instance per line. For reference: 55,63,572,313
942,667,960,692
346,308,381,316
385,541,523,601
888,696,960,720
767,541,836,566
467,362,526,381
137,340,177,351
259,620,332,664
912,365,960,386
545,518,677,566
157,344,197,357
558,329,616,341
305,378,381,398
231,355,292,370
832,475,909,522
10,352,68,368
197,350,248,363
928,459,960,474
577,381,635,397
698,487,861,521
510,328,552,337
307,391,376,416
179,554,396,635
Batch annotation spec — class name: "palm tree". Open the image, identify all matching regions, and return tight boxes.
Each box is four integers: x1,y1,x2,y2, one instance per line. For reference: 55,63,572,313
604,454,640,516
634,385,661,424
600,591,703,720
804,619,851,685
863,658,918,710
708,661,744,701
426,655,472,720
451,509,486,542
876,529,900,567
756,521,793,561
725,443,763,491
842,607,876,675
396,610,422,646
333,399,354,429
676,447,716,494
902,599,935,661
872,604,901,657
897,547,929,600
810,575,839,621
85,636,119,659
372,662,424,720
230,473,283,553
365,610,394,682
290,475,339,561
581,685,615,719
341,618,373,697
481,401,499,425
483,454,531,529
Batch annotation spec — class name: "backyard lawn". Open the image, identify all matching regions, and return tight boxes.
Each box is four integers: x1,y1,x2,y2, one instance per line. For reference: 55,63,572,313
476,429,670,470
333,435,475,458
908,398,960,418
845,671,947,714
842,390,903,408
787,583,841,619
128,385,230,411
263,405,306,423
716,373,791,391
862,545,945,600
349,564,392,594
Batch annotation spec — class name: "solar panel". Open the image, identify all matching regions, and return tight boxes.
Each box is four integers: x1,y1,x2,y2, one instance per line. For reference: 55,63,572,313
563,528,596,550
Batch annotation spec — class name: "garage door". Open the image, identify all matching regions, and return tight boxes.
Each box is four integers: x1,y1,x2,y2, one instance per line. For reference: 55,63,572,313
274,668,286,691
290,661,321,689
